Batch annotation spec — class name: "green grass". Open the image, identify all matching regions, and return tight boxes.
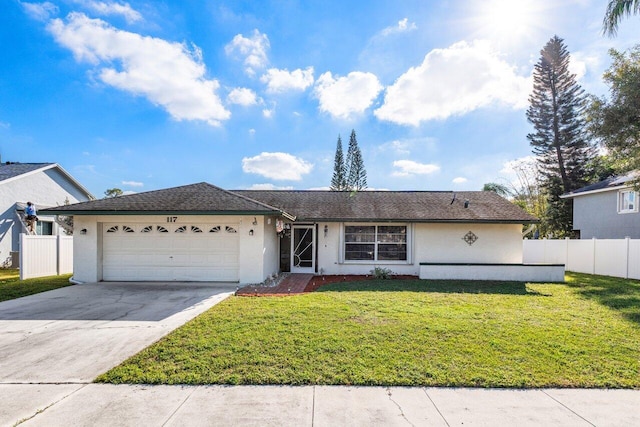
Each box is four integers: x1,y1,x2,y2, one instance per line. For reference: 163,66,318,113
97,272,640,388
0,270,74,302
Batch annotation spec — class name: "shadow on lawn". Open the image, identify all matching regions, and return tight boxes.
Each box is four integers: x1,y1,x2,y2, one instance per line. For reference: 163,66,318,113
315,279,549,296
566,273,640,325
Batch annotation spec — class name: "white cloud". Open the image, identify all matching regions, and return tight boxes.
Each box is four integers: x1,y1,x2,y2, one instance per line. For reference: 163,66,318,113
227,87,259,106
122,180,143,187
260,66,314,93
374,40,531,125
248,128,256,135
225,29,270,76
22,2,59,21
452,177,468,184
381,18,417,36
242,152,313,181
392,160,440,177
122,190,137,195
0,121,10,129
262,107,274,118
48,13,230,126
314,71,383,119
246,183,294,190
74,1,142,23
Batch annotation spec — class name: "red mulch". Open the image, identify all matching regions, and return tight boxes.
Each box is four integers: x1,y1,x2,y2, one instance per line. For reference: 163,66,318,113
303,275,418,292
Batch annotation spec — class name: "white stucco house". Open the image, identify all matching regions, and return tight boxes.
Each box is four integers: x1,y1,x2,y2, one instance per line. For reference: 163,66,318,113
42,182,564,284
0,162,94,267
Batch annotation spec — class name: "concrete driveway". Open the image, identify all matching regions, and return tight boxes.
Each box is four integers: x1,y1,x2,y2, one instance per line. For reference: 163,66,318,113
0,282,235,383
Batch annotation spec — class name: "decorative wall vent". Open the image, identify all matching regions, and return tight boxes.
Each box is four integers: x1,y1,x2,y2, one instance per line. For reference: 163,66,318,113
225,226,237,233
123,226,134,233
462,231,478,246
191,226,203,233
156,226,168,233
175,226,187,233
106,226,118,233
209,226,221,233
141,225,153,233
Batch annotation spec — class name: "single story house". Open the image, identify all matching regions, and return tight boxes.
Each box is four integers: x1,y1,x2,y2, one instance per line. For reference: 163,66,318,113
0,162,94,267
42,182,563,284
561,172,640,239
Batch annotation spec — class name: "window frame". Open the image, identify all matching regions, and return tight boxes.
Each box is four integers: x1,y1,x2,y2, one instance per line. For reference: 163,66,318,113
618,189,638,214
342,223,411,264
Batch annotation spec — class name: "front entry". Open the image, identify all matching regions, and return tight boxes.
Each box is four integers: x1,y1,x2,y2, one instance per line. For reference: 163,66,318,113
291,225,315,273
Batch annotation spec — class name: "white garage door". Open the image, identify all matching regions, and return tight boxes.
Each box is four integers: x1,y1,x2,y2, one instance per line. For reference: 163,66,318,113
102,223,239,282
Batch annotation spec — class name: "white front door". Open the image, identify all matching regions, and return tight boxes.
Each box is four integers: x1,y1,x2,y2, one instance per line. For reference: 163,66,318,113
291,225,315,273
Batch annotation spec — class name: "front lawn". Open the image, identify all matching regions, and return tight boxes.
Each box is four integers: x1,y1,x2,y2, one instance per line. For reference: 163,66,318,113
0,270,74,302
97,272,640,388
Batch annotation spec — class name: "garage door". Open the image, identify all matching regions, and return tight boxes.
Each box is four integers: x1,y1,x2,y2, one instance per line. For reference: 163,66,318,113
102,223,239,282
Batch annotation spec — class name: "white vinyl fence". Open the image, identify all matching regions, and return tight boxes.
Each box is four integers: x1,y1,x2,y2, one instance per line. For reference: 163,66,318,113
20,234,73,280
523,237,640,280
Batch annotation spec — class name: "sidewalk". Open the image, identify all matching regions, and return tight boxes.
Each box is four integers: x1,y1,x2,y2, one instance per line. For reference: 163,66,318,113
2,383,639,426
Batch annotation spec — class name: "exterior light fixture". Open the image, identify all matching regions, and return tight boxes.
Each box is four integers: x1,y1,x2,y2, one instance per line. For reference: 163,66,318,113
252,217,258,225
80,228,87,235
249,229,254,236
324,225,328,237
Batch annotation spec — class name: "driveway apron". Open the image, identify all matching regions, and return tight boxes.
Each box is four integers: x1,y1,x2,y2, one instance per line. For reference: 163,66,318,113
0,282,235,383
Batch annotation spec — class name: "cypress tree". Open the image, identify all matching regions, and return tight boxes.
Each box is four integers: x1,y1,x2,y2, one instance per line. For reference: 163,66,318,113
526,36,593,236
346,129,367,191
330,135,347,191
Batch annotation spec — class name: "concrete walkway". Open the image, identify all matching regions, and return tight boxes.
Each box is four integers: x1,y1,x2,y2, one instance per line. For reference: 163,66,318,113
2,384,639,426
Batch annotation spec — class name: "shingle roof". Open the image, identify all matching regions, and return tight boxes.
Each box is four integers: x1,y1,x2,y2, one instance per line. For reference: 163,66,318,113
41,182,283,215
563,172,638,197
0,163,54,182
235,190,537,223
41,183,537,223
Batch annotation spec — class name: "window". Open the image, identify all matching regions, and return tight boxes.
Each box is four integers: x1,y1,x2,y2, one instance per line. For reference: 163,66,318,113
344,225,407,261
36,221,53,236
618,190,638,213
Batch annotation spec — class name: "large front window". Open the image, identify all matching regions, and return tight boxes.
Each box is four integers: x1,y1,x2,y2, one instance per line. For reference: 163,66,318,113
344,225,407,261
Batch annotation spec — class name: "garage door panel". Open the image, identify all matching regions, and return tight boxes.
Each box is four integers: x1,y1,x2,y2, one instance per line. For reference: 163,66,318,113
103,223,239,282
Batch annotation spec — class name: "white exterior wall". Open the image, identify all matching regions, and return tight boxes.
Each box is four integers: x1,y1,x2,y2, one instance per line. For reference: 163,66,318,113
419,264,565,282
0,167,90,266
72,214,278,284
316,222,523,276
262,216,279,280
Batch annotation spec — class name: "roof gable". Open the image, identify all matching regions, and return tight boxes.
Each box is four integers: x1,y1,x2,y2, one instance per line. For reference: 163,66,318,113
0,162,94,199
41,182,284,215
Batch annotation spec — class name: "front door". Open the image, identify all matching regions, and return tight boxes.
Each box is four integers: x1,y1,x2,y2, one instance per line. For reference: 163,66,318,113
291,225,315,273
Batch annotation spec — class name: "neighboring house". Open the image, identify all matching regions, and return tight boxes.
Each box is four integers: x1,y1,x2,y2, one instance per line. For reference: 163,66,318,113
562,172,640,239
42,182,549,284
0,162,94,266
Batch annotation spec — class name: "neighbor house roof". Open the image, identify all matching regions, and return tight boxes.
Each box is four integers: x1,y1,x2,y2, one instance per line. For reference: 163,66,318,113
40,182,288,217
0,162,94,199
42,182,537,223
561,172,638,199
235,190,537,223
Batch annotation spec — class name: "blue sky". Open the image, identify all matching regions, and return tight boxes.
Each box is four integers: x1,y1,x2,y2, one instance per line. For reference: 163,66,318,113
1,0,638,196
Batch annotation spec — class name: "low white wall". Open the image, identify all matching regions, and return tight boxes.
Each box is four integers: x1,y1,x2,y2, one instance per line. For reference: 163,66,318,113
419,263,565,282
20,234,73,280
523,238,640,280
317,222,523,276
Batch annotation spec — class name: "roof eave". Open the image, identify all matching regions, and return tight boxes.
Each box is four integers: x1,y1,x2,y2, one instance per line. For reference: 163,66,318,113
39,209,284,216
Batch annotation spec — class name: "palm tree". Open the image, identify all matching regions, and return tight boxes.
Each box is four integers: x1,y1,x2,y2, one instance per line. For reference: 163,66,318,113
604,0,640,36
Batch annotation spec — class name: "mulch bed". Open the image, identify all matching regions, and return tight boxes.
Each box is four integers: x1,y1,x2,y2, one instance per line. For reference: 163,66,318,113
304,275,419,292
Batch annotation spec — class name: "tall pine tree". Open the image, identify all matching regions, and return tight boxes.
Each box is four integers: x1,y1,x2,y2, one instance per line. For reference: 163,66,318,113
526,35,593,237
330,135,347,191
346,129,367,191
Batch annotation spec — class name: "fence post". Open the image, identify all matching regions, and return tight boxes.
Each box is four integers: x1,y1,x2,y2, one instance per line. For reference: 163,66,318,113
56,234,62,276
565,237,569,267
19,233,24,281
626,236,630,279
592,237,596,275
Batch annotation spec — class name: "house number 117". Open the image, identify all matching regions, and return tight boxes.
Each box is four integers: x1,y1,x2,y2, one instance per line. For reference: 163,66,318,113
166,216,178,223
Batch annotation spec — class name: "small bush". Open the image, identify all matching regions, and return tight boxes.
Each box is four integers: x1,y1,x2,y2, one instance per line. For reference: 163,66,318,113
370,267,393,279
